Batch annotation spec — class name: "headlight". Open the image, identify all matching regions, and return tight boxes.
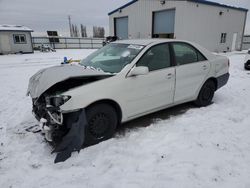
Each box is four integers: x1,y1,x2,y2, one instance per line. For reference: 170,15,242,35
46,95,71,107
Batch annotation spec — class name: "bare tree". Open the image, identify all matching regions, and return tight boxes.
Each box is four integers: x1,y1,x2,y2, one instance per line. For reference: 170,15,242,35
68,15,73,37
99,27,105,38
75,25,79,37
84,26,87,37
71,24,79,37
71,24,75,37
93,26,105,38
81,24,87,38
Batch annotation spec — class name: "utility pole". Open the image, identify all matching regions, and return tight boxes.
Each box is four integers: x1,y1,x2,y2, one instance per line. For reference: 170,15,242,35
68,15,72,37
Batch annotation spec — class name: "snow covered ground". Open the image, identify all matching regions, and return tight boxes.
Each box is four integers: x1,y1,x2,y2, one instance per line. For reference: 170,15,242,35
0,49,250,188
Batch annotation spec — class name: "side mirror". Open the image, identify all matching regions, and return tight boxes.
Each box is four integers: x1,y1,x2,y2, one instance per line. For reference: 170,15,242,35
128,66,149,77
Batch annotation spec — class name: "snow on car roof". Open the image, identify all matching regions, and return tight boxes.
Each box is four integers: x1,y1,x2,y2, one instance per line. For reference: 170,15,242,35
0,25,33,32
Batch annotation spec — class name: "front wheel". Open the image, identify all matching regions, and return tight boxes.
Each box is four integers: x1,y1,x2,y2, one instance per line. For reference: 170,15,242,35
194,80,216,107
84,103,118,146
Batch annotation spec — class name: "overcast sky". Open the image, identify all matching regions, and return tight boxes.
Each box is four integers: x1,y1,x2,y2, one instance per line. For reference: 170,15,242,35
0,0,249,36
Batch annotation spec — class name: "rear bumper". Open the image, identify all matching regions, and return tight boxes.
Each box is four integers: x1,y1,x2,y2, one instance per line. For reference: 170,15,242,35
216,73,230,90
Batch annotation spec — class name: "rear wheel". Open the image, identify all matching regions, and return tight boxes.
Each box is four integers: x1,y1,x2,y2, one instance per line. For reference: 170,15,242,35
195,80,216,107
84,103,118,146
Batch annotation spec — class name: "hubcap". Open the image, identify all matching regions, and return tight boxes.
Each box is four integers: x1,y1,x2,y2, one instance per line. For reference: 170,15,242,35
202,86,212,101
89,113,110,139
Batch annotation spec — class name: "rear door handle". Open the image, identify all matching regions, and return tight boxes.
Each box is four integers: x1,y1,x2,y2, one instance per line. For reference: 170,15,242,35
202,65,208,70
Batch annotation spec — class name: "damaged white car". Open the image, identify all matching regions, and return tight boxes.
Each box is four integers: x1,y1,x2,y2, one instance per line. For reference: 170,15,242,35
27,39,230,162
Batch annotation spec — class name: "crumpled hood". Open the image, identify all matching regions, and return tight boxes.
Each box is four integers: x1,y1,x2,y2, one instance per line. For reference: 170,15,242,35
27,64,109,99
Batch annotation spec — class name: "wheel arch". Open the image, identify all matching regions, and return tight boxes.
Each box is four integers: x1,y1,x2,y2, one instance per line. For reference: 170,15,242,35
206,77,218,90
195,77,218,100
86,99,122,124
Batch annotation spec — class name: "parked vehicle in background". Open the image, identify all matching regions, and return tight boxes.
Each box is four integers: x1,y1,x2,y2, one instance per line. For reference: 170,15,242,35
245,49,250,70
38,44,56,52
102,36,119,46
27,39,230,162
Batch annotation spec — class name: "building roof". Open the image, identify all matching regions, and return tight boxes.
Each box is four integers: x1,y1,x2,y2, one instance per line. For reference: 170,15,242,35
0,25,33,32
108,0,138,15
187,0,248,12
108,0,248,16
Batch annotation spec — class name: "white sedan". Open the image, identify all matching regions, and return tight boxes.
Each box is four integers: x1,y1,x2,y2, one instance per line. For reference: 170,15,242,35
27,39,229,162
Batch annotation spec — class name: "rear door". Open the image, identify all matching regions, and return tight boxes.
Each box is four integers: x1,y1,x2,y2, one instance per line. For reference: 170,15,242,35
123,43,175,118
171,42,210,102
115,17,128,39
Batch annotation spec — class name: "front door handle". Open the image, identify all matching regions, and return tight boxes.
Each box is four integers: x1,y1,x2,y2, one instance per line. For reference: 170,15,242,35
166,73,172,79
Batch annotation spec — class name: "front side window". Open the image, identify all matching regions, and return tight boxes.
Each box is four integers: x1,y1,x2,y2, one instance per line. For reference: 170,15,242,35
172,43,206,65
80,43,144,73
136,44,171,71
13,34,26,44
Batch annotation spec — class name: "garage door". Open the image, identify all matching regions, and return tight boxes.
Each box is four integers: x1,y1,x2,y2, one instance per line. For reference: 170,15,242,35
153,9,175,38
115,17,128,39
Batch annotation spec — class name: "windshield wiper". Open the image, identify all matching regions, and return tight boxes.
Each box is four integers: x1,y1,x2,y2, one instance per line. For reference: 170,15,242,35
81,65,104,73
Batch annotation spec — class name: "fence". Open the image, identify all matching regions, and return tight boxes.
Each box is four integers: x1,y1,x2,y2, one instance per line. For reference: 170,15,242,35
32,37,105,49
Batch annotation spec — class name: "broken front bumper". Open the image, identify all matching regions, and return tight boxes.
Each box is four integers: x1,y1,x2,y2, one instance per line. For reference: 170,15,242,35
33,103,87,163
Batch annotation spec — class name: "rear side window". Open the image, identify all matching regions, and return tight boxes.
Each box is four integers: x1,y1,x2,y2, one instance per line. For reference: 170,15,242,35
172,43,206,65
197,51,206,62
137,43,171,71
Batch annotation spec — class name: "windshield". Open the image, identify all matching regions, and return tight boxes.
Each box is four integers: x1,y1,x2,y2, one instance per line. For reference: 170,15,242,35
80,43,144,73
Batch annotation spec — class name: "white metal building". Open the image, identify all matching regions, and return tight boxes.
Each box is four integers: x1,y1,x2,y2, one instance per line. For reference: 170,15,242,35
0,25,33,54
109,0,248,52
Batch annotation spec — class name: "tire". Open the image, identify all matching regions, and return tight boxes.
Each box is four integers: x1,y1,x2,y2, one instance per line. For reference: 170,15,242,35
84,103,118,146
245,60,250,70
194,80,216,107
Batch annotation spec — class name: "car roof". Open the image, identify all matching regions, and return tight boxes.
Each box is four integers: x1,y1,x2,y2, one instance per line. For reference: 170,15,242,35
113,38,216,61
113,39,187,46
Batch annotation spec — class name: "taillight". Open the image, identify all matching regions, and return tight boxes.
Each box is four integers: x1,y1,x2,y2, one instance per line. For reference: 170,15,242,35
228,59,230,67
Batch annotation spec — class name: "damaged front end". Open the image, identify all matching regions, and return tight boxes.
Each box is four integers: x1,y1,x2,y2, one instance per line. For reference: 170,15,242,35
32,95,70,142
33,95,87,163
27,64,113,163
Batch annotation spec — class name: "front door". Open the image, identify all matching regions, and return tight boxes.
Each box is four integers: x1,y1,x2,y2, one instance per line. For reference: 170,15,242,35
123,43,175,118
